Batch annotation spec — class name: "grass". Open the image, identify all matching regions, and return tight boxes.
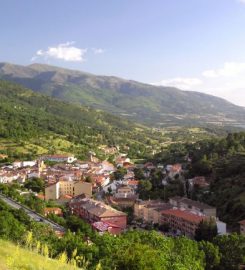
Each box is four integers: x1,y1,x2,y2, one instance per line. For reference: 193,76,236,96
0,239,80,270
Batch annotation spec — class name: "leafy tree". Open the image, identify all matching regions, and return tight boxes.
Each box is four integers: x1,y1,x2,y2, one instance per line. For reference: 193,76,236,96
138,180,152,199
195,218,218,242
85,176,93,183
113,167,127,180
66,215,94,236
24,195,45,214
0,210,26,241
213,233,245,270
199,241,220,270
134,168,145,180
24,177,45,193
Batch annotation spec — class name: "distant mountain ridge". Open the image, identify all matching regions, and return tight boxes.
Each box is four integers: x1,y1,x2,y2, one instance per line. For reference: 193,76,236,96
0,62,244,127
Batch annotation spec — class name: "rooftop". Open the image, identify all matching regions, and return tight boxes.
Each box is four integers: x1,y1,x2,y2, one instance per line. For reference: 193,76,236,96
70,197,127,218
162,209,206,224
170,196,214,210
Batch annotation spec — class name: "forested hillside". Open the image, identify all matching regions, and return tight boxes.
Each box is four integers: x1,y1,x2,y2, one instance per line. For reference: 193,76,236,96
0,80,227,161
0,80,162,160
153,132,245,227
1,62,245,127
188,133,245,227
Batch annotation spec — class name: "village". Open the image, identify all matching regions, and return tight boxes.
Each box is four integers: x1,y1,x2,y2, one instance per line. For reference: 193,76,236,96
0,150,244,239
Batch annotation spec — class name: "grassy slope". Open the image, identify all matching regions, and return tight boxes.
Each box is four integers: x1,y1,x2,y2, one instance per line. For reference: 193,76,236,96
0,239,79,270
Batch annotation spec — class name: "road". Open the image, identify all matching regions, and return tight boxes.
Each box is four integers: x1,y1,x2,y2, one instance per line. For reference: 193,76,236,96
0,193,65,233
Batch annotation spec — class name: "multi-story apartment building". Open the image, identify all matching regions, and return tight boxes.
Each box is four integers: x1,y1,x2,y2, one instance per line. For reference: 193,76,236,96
161,208,206,238
45,180,92,200
69,196,127,234
169,196,216,217
134,199,172,224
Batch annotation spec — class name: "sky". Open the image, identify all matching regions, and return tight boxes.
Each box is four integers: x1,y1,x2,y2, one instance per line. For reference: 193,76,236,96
1,0,245,106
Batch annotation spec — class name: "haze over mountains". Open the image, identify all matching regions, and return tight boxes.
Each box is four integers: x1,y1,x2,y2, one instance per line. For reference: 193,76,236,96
0,62,244,127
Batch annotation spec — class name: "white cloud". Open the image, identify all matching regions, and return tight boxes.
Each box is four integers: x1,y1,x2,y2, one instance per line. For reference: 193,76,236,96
92,48,105,54
202,62,245,78
32,42,87,62
238,0,245,3
153,77,202,90
154,62,245,106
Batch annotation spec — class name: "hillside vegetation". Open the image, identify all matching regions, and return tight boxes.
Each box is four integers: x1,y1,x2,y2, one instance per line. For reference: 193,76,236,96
1,196,245,270
185,133,245,227
153,132,245,227
0,80,162,160
0,62,244,127
0,80,227,161
0,239,80,270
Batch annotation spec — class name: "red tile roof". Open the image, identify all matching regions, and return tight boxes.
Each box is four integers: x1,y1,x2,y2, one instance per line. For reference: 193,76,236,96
161,209,205,223
127,180,139,185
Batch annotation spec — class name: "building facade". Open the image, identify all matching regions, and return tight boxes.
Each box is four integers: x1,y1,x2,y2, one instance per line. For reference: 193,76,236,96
161,209,205,238
169,196,216,217
69,196,127,232
42,155,77,164
45,180,92,200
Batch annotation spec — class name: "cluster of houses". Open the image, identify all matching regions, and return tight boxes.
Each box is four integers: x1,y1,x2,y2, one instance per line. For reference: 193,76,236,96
1,153,245,237
0,160,42,184
0,153,140,202
0,154,116,200
134,196,226,238
69,194,127,234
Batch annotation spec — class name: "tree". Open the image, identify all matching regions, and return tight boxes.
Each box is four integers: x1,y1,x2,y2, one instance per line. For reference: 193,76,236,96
113,242,168,270
0,210,26,241
213,233,245,270
199,241,220,270
195,218,218,242
134,168,145,180
24,177,45,193
24,195,45,214
113,167,127,180
66,215,94,236
150,169,164,188
85,176,93,183
138,180,152,199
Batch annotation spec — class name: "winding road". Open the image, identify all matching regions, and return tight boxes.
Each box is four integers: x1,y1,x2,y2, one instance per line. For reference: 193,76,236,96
0,193,65,233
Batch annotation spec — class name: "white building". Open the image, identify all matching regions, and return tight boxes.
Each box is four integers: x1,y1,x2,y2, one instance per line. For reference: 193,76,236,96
216,220,227,235
42,155,77,163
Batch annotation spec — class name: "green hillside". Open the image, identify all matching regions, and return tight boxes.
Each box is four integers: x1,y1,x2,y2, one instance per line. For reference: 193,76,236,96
0,80,228,160
0,62,244,127
153,132,245,227
0,80,159,159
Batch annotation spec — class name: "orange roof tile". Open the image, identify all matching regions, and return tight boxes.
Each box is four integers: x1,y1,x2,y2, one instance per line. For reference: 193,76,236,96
127,180,139,185
161,209,205,223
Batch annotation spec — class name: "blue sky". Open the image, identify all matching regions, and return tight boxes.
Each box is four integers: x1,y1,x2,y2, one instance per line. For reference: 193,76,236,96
1,0,245,106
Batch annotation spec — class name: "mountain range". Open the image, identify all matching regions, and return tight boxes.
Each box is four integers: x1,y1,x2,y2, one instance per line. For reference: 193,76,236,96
0,62,244,127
